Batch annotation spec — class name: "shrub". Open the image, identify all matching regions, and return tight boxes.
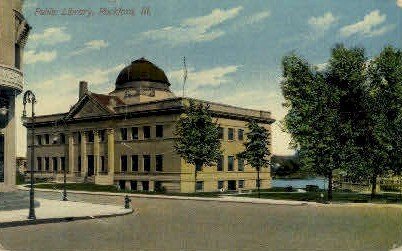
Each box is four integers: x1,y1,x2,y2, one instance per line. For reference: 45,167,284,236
284,186,293,192
380,184,401,192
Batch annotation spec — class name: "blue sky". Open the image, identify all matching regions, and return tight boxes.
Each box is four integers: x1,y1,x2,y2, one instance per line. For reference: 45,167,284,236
16,0,402,156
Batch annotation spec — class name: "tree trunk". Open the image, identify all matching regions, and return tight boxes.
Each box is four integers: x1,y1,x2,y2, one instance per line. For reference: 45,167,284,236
194,163,201,193
257,168,260,198
327,172,333,201
371,173,377,200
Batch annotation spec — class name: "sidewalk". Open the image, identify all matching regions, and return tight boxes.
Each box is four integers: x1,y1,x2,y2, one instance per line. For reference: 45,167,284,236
0,198,132,228
17,185,309,206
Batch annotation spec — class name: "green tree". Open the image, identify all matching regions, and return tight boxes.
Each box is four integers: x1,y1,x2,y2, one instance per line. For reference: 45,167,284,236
174,100,222,192
363,46,402,198
281,45,371,200
238,121,271,198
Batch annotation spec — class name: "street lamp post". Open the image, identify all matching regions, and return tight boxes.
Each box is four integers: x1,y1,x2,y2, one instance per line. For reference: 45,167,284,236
53,118,68,201
22,90,36,220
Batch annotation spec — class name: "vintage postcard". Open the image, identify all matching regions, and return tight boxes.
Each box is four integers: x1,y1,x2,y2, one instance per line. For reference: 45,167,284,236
0,0,401,250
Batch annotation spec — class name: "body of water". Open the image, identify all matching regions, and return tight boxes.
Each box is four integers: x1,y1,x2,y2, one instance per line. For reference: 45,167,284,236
272,178,327,189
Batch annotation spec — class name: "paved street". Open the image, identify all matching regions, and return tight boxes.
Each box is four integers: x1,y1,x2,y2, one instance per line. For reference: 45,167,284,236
0,192,401,251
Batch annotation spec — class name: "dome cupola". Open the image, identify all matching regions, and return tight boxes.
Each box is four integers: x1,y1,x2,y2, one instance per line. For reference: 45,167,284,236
114,58,170,91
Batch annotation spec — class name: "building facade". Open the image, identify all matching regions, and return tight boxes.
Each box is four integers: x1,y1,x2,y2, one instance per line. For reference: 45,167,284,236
0,0,30,191
24,58,274,193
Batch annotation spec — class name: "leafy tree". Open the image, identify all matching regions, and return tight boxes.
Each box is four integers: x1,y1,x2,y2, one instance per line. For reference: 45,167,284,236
174,100,222,192
281,45,371,200
238,121,271,198
363,46,402,198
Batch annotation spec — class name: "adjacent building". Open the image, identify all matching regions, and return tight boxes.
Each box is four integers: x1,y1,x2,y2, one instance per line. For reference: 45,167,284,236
0,0,30,191
24,58,274,193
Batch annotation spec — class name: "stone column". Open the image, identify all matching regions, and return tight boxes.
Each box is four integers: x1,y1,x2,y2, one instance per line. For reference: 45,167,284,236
94,130,100,175
68,133,74,176
107,129,115,175
3,95,16,188
149,180,154,192
80,131,87,177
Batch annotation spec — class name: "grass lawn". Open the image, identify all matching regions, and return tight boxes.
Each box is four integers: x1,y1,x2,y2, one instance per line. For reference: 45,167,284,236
238,190,402,203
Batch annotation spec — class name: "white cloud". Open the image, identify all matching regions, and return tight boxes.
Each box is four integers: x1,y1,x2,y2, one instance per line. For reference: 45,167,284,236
24,50,57,64
70,40,108,56
138,7,243,45
397,0,402,8
315,62,328,71
29,27,71,46
308,12,338,31
168,65,240,90
339,10,394,37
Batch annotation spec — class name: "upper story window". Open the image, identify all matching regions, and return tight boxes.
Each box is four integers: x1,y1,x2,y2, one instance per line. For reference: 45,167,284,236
36,135,42,145
228,156,234,171
131,127,138,140
156,125,163,138
238,129,244,141
121,155,128,173
44,134,50,145
156,154,163,171
120,128,128,141
60,133,66,144
143,126,151,139
131,155,138,172
87,131,94,142
238,157,244,171
143,155,151,172
228,128,234,140
218,127,224,140
217,155,224,171
99,130,106,142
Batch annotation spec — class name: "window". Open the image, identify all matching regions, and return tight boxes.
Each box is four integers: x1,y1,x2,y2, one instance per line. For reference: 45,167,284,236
15,44,21,69
60,133,66,144
130,181,137,191
121,155,128,172
142,181,149,191
131,155,138,172
218,181,224,190
156,125,163,138
37,157,42,171
100,156,105,172
238,157,244,171
45,157,50,171
239,180,245,189
52,135,58,144
156,155,163,172
36,135,42,145
131,127,138,140
61,157,66,171
78,156,81,172
228,128,234,140
217,155,224,171
143,155,151,172
120,128,128,141
228,156,234,171
87,131,94,142
45,134,50,144
238,129,244,141
143,126,151,139
155,181,163,192
218,127,224,140
100,130,106,142
196,181,204,191
52,157,58,172
77,133,81,144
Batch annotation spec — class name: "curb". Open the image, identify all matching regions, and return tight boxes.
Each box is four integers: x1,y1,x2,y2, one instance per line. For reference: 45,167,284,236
17,185,308,206
0,208,133,228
